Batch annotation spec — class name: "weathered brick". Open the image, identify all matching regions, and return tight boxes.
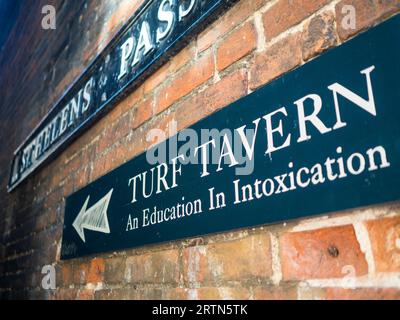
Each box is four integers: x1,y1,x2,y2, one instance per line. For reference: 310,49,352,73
33,226,62,249
77,289,94,300
161,288,189,300
73,258,105,284
297,286,327,300
183,234,272,284
262,0,330,40
335,0,400,41
217,22,257,71
28,289,51,300
51,288,78,300
112,132,146,167
131,97,153,129
365,216,400,272
155,52,214,114
176,68,248,131
90,154,107,181
143,63,170,95
35,209,58,232
124,249,179,284
44,189,63,214
102,149,118,175
87,258,105,284
169,43,196,74
104,257,126,284
326,287,400,300
62,177,75,198
249,32,302,90
252,284,298,300
144,112,177,148
74,167,91,191
73,261,90,285
302,11,338,61
280,225,368,280
95,288,164,300
108,85,145,124
62,152,83,179
56,263,74,287
107,0,146,34
197,0,265,52
94,289,137,300
81,141,98,165
187,287,251,300
98,110,131,152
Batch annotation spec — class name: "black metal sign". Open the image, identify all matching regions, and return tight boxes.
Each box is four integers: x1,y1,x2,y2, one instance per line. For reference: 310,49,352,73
61,15,400,259
8,0,237,192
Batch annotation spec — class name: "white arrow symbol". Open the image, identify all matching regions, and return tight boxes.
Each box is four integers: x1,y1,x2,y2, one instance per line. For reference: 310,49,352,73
72,188,113,243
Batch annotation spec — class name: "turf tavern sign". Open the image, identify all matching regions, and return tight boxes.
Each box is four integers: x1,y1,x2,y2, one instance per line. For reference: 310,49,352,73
60,16,400,259
8,0,238,192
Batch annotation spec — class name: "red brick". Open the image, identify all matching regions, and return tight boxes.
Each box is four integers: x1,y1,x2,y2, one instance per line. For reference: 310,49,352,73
51,288,78,300
125,249,179,284
131,97,153,129
94,289,131,300
94,289,140,300
112,133,145,167
87,258,105,284
155,52,214,114
365,216,400,272
182,234,272,284
90,154,106,181
62,122,101,162
35,209,58,232
57,263,74,287
146,112,177,147
197,0,265,52
129,288,164,300
217,22,257,71
253,285,298,300
188,287,251,300
73,261,90,285
53,68,82,102
302,11,338,61
298,286,327,300
107,0,145,34
280,225,368,280
262,0,330,40
335,0,400,41
98,110,131,152
49,162,63,190
104,257,126,284
63,153,82,178
250,32,302,90
326,287,400,300
143,63,170,94
80,141,98,166
169,44,196,73
62,177,74,198
176,68,248,131
102,149,118,175
77,289,94,300
161,288,189,300
108,85,145,124
74,167,90,191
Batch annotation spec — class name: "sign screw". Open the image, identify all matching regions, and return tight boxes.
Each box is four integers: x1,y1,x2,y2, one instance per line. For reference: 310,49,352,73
328,245,340,258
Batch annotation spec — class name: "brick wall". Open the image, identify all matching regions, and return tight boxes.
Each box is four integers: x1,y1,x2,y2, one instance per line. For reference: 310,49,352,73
0,0,399,300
